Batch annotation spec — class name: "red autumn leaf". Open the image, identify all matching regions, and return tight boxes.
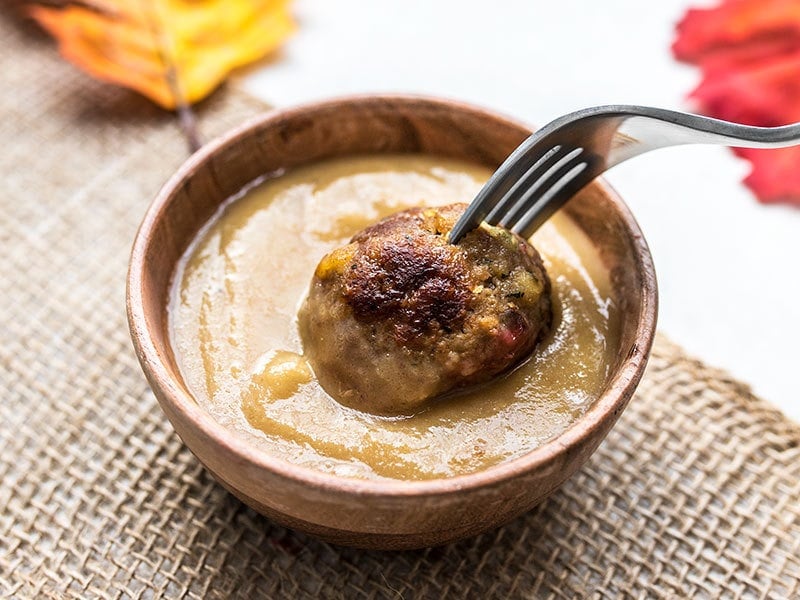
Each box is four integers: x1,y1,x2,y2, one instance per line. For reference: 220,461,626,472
673,0,800,206
673,1,800,63
734,147,800,203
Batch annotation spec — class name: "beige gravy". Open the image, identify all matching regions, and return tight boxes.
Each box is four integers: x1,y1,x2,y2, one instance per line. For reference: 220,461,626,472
169,155,619,480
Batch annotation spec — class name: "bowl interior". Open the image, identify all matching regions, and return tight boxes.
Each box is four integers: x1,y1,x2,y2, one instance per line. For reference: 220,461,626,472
136,96,651,386
128,95,656,547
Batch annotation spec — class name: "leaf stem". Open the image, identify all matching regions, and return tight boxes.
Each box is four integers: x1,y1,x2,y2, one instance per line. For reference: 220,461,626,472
177,101,201,153
139,0,202,153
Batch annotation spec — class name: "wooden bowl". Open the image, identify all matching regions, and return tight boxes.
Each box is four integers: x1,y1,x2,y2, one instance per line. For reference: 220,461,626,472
127,95,657,550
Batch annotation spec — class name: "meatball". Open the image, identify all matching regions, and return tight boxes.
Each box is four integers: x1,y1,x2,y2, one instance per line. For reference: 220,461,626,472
298,203,552,415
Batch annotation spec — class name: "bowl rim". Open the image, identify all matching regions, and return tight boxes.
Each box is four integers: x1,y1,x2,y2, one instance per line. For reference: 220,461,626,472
127,93,658,498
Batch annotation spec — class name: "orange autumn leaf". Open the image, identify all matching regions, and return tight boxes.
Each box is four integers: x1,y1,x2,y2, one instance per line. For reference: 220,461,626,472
28,0,294,109
673,0,800,206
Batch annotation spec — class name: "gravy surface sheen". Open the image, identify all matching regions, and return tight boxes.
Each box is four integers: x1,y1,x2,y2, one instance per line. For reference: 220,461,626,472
169,155,619,480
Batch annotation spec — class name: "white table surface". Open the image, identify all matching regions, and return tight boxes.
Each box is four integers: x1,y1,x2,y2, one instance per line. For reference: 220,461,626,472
241,0,800,421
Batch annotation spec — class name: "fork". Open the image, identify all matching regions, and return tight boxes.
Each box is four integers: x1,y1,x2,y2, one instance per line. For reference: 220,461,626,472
447,105,800,243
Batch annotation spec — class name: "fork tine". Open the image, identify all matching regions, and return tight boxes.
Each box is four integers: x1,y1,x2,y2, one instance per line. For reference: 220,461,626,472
483,144,566,224
509,162,593,239
448,135,566,243
496,146,585,228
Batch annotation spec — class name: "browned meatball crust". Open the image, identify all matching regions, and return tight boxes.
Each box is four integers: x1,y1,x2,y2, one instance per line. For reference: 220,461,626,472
298,203,552,415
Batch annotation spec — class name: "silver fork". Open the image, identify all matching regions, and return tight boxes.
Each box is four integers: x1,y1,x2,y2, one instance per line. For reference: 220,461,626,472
448,105,800,243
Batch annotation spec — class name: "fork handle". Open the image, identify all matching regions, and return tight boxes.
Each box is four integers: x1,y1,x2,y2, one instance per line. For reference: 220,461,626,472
576,105,800,167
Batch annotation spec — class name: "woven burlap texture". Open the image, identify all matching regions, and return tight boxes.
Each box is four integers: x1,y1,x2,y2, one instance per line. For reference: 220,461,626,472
2,13,799,600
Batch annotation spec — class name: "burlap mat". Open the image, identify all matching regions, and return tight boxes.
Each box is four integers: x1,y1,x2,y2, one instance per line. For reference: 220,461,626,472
2,12,799,599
